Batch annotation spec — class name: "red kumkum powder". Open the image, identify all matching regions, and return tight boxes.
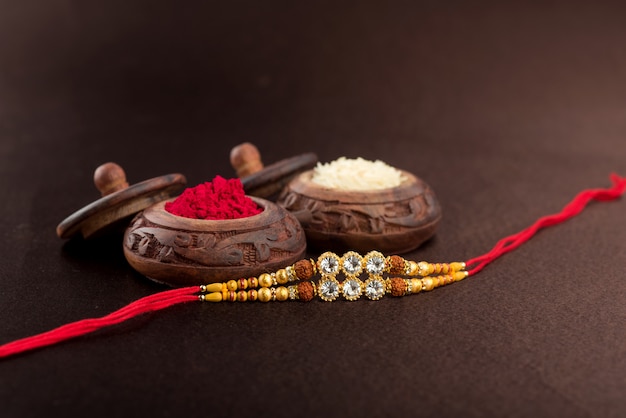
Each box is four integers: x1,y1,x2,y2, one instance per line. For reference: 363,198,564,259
165,176,262,220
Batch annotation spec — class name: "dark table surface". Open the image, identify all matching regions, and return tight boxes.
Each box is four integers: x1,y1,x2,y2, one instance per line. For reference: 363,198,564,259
2,1,625,417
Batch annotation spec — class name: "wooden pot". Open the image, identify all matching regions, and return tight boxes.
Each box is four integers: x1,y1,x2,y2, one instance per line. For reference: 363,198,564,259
277,170,441,254
123,197,306,286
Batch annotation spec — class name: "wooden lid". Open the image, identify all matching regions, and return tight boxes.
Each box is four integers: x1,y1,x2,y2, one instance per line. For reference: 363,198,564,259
230,142,318,198
56,163,187,239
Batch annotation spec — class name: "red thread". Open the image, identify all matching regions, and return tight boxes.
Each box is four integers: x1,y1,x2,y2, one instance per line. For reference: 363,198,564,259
0,174,624,359
165,176,262,220
464,173,626,275
0,286,200,359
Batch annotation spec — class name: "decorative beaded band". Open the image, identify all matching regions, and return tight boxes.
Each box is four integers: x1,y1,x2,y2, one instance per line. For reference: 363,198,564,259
198,250,467,303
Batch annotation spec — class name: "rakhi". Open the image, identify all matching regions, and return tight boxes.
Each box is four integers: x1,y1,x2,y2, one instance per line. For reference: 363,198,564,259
1,173,625,359
196,252,467,303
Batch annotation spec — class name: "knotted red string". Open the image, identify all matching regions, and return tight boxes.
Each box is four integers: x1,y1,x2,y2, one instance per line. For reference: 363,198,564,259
0,286,200,359
464,173,626,275
1,174,624,359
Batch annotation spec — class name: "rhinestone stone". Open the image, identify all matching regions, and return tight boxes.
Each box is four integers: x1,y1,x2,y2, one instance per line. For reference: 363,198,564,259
319,255,339,275
288,286,298,300
342,253,362,275
365,253,385,275
318,279,339,301
364,279,385,300
342,279,362,301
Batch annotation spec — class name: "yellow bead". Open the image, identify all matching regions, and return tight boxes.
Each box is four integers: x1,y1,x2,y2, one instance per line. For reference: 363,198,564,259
454,271,468,282
204,292,223,302
421,277,435,291
237,291,247,302
205,283,222,293
276,269,289,285
275,286,289,301
258,287,272,302
411,279,422,293
247,289,258,302
450,262,466,272
258,273,273,288
432,276,441,287
407,261,419,276
226,280,238,291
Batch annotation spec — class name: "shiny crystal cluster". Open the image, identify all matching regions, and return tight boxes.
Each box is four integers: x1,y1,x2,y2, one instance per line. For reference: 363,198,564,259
316,251,388,301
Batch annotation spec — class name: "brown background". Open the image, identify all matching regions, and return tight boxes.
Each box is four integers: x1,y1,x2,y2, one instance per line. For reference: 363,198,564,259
1,1,625,417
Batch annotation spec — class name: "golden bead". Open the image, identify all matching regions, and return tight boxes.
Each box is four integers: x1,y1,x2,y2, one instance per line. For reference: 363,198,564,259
258,287,272,302
258,273,273,288
237,290,247,302
411,279,422,293
417,261,431,276
407,261,419,276
227,280,238,291
238,278,248,290
421,277,435,291
275,286,289,301
276,269,289,285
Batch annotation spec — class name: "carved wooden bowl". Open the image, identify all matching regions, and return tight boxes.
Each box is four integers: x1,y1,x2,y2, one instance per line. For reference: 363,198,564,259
277,170,441,254
123,197,307,286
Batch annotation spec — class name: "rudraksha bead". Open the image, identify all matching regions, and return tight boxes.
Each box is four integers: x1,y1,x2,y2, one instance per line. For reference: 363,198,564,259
297,282,315,302
388,255,406,275
389,278,407,297
294,259,315,280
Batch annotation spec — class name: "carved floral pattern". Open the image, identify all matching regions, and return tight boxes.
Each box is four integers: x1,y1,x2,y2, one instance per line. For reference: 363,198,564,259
124,211,304,268
277,187,440,235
